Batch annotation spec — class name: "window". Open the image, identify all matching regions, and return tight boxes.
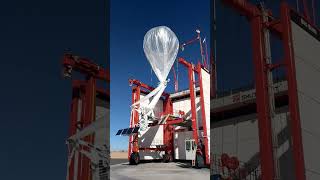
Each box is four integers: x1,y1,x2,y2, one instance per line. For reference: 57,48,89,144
186,141,191,151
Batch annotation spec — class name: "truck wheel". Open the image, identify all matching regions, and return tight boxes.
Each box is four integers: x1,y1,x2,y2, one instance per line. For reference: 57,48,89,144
195,153,204,169
129,152,140,165
162,154,172,163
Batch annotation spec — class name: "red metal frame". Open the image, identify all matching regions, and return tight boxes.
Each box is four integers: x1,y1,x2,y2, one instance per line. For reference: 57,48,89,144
68,82,81,180
178,58,199,145
81,77,96,180
63,53,109,180
196,63,210,165
221,0,308,179
63,53,110,81
128,86,140,159
178,57,210,165
280,3,306,179
163,95,174,158
250,14,275,180
128,79,174,160
301,0,311,21
211,50,216,98
180,31,209,69
127,58,210,165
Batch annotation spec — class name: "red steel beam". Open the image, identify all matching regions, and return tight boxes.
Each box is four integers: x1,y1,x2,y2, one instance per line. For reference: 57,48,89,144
163,98,174,158
63,53,110,82
181,36,199,48
178,57,199,145
250,15,275,180
301,0,311,22
280,3,306,180
78,83,87,180
128,80,174,159
265,20,283,38
80,77,96,180
68,83,80,180
128,86,140,160
69,80,87,180
181,32,208,69
197,63,210,165
210,50,216,98
222,0,259,18
129,79,170,97
64,53,109,180
221,0,275,179
165,118,184,125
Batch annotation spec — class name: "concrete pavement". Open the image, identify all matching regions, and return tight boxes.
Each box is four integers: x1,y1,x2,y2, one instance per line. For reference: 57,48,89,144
110,162,210,180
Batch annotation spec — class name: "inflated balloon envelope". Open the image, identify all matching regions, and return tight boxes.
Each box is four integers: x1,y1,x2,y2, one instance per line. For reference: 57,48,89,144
131,26,179,132
143,26,179,82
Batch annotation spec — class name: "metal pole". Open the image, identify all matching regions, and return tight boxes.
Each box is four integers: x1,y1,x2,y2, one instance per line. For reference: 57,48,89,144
179,58,199,144
250,12,275,180
213,0,218,92
261,4,281,179
197,63,210,165
280,3,306,180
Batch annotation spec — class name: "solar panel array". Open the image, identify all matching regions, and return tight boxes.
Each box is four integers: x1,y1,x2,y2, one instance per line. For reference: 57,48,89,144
115,127,139,136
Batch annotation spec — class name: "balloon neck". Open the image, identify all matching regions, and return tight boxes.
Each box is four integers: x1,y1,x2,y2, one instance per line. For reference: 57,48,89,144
160,79,169,86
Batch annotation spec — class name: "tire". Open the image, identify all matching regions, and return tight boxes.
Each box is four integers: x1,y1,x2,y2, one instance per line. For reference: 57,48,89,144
195,153,204,169
162,154,172,163
129,152,140,165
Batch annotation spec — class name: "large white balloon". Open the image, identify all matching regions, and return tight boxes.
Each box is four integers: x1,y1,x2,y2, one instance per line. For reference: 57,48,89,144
143,26,179,82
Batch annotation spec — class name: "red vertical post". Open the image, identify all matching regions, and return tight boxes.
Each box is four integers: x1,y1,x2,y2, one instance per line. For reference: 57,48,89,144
128,87,136,159
178,57,199,148
88,77,96,180
189,67,198,144
250,15,275,180
78,86,86,180
63,54,108,180
302,0,311,22
128,86,140,160
280,3,306,180
81,77,96,180
197,64,210,165
68,82,80,180
163,96,174,158
210,50,216,98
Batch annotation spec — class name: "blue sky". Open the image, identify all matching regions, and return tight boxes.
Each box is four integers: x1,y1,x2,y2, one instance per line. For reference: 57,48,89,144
110,0,211,151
